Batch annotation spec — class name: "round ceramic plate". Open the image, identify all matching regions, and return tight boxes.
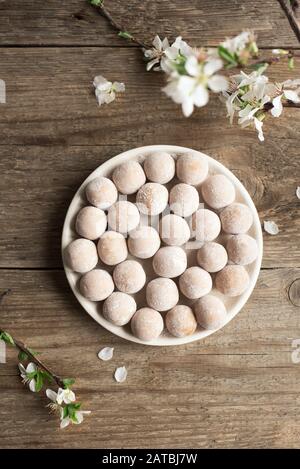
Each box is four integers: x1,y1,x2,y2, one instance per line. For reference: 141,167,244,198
62,145,263,346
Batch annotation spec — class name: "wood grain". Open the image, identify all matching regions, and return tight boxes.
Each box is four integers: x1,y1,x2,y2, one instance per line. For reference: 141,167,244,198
1,0,300,450
0,0,298,47
0,48,300,147
0,139,299,269
0,268,300,448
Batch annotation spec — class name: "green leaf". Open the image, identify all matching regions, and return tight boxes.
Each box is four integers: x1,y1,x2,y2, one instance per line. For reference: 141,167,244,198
288,56,295,70
66,402,82,423
62,378,75,389
250,62,269,74
40,370,53,383
18,350,28,361
35,372,44,392
89,0,103,6
0,331,15,346
26,371,37,379
118,31,133,40
218,45,238,66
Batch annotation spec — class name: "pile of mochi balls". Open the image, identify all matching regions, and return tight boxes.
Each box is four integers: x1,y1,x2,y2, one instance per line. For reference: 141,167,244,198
65,151,258,342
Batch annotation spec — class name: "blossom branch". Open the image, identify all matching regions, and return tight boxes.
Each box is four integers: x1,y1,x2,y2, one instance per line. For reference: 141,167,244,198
88,1,300,140
88,0,151,48
277,0,300,42
0,289,90,428
0,289,64,387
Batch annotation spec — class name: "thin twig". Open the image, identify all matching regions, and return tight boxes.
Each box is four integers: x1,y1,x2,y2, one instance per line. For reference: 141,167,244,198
90,1,151,49
249,51,299,66
283,100,300,107
277,0,300,43
0,289,64,388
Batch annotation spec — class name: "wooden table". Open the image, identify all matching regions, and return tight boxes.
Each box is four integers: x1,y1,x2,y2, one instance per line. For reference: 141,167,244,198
1,0,300,449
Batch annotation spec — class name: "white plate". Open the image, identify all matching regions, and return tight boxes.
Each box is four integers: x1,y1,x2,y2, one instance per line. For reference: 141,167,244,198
62,145,263,346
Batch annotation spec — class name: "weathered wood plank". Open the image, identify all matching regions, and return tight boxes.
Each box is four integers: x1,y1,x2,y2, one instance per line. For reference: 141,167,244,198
0,48,299,148
0,267,300,448
0,143,299,269
0,0,298,47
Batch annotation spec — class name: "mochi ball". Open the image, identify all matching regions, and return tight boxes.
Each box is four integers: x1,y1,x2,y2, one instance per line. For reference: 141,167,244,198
166,305,197,338
97,231,127,266
103,292,136,326
128,226,160,259
179,266,212,299
220,203,253,234
197,242,228,273
169,183,199,217
143,151,175,184
176,152,208,185
75,206,107,240
107,201,140,233
131,307,164,341
201,174,235,209
136,183,168,216
85,176,118,210
113,260,146,294
152,246,187,278
190,208,221,242
226,234,258,265
146,278,179,311
159,214,190,246
112,160,146,195
193,295,227,330
215,265,249,296
65,238,98,273
79,269,114,301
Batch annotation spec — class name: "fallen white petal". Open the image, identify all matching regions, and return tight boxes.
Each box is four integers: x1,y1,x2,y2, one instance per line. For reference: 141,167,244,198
98,347,114,361
264,220,279,235
113,82,125,93
296,187,300,199
114,366,127,383
93,75,108,88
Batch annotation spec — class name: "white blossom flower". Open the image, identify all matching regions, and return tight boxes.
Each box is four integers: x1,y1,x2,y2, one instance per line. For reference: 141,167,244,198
93,75,125,106
163,54,227,117
60,410,91,429
144,35,187,72
46,388,91,429
19,363,37,392
223,70,279,141
222,31,256,55
144,35,171,71
281,79,300,101
270,79,300,117
46,387,76,405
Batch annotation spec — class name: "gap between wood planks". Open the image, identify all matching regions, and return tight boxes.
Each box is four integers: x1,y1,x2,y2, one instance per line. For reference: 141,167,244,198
0,45,299,50
0,267,296,271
